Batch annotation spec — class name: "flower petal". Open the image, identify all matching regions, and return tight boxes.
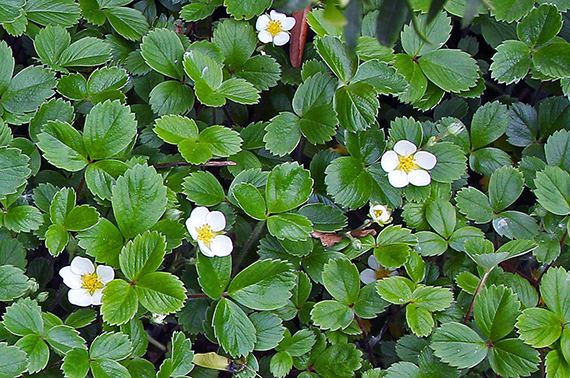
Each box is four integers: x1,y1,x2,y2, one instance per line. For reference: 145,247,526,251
360,269,377,284
408,169,431,186
380,150,399,172
281,17,296,31
210,235,233,256
393,140,417,156
388,170,409,188
273,32,290,46
367,254,380,270
70,256,95,275
188,207,209,228
198,241,215,257
414,151,437,170
258,30,273,44
207,211,226,231
256,14,270,31
270,10,286,21
91,290,103,306
68,289,93,307
59,266,82,289
96,265,114,284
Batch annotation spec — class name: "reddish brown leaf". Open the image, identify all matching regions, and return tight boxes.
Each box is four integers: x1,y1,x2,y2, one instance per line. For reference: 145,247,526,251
289,6,311,68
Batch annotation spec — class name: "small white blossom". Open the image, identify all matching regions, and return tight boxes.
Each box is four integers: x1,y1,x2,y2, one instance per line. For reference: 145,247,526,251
256,10,296,46
151,313,167,324
369,204,391,225
59,257,114,307
381,140,437,188
186,207,233,257
360,255,396,284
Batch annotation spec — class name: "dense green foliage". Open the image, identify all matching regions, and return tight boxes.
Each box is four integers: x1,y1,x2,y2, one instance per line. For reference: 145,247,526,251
1,0,570,377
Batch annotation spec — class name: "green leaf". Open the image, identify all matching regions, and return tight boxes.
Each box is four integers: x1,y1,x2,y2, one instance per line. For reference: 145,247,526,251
33,25,70,68
77,218,124,266
45,224,69,256
322,259,360,305
83,100,137,160
315,36,357,83
0,342,28,378
65,309,97,329
84,159,129,201
411,285,453,312
181,0,222,21
57,73,88,100
135,272,186,314
103,7,149,41
416,231,447,256
1,66,56,114
140,29,185,80
540,267,570,321
183,171,225,206
24,0,81,27
488,166,524,212
62,348,90,377
545,129,570,172
426,142,467,183
111,164,168,239
0,147,29,201
233,183,266,220
101,279,138,326
0,265,28,301
489,0,533,22
64,205,98,232
90,358,130,377
394,54,428,103
46,325,86,354
335,82,378,133
471,101,509,150
236,55,281,91
228,259,295,310
517,4,562,47
490,40,531,85
405,304,434,337
533,41,570,79
267,213,313,241
90,332,132,361
196,253,231,299
37,120,88,172
474,285,520,341
223,0,271,19
212,19,256,68
534,166,570,216
266,162,313,214
418,49,478,93
0,41,14,94
251,312,285,352
426,199,456,239
325,156,372,209
546,349,570,378
354,283,389,318
376,276,415,304
455,187,493,224
3,205,43,233
297,203,347,232
119,231,166,281
154,114,198,144
157,332,194,377
212,298,256,357
430,322,487,369
401,11,451,57
487,338,539,378
0,0,24,23
516,307,562,347
352,59,408,95
58,37,111,68
310,300,354,331
270,351,293,378
16,334,49,374
470,147,513,176
149,81,195,116
3,297,44,336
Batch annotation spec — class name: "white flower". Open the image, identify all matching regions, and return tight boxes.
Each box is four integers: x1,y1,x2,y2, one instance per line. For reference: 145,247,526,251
369,204,391,225
380,140,437,188
151,313,167,324
360,255,396,284
186,206,233,257
256,10,296,46
59,257,114,307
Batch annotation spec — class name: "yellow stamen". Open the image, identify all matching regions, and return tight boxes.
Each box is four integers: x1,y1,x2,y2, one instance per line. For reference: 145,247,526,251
197,225,215,245
375,268,392,280
266,20,283,36
373,209,384,219
398,155,418,173
81,273,104,295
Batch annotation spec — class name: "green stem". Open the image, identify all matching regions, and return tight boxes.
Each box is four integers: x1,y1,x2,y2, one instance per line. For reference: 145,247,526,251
233,220,266,274
463,270,491,323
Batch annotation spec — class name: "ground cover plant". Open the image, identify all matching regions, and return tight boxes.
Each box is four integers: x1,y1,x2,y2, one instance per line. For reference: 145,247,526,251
1,0,570,376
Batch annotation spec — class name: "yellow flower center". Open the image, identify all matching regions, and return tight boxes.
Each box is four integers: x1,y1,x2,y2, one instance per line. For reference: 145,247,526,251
266,20,283,36
81,273,104,295
373,209,384,219
375,268,392,280
398,155,418,173
196,225,215,245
